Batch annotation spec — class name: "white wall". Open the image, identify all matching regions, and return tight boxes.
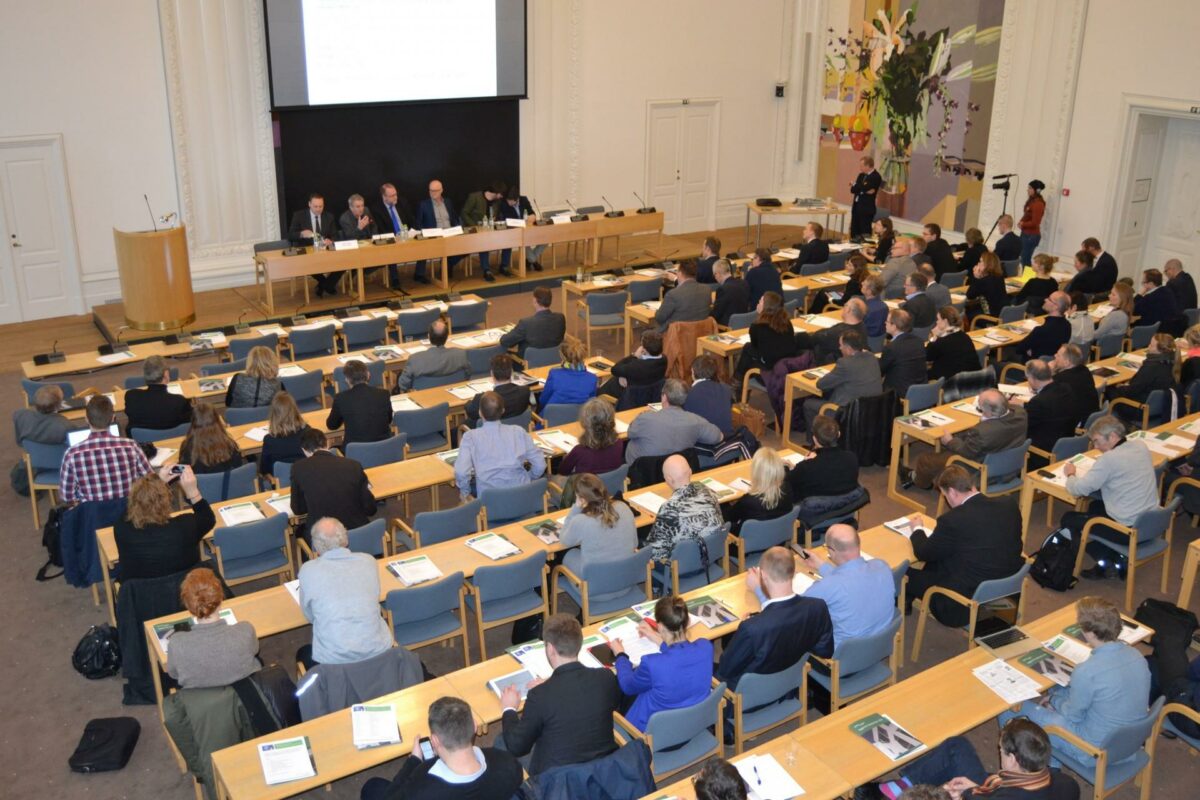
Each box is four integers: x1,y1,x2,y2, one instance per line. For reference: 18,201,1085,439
0,0,180,307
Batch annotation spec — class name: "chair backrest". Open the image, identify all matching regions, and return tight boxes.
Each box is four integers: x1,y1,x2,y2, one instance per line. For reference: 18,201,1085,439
833,613,903,676
867,334,885,354
619,379,665,412
485,407,533,431
941,366,997,403
1051,435,1090,462
396,307,441,341
998,302,1027,323
597,463,630,497
736,658,807,710
345,434,407,469
225,405,270,426
580,548,653,596
472,551,545,603
981,439,1031,487
941,270,967,289
1093,331,1124,360
828,252,847,272
480,477,548,525
891,560,910,602
333,359,386,392
22,379,75,404
904,379,943,413
254,239,290,253
1129,498,1179,544
644,681,726,753
800,261,832,276
539,403,583,428
974,343,989,369
447,300,489,331
280,369,325,404
467,344,505,378
413,498,483,546
1001,259,1021,278
738,507,799,556
1096,696,1165,764
1187,308,1200,330
1186,379,1200,414
393,402,450,440
212,513,288,557
123,369,181,389
586,290,630,316
1143,388,1175,427
196,462,259,503
200,359,246,377
346,518,387,557
727,311,757,330
971,560,1032,604
273,460,293,489
383,571,464,626
627,278,661,304
130,422,192,443
412,371,463,390
1130,321,1160,350
229,334,279,362
523,346,560,369
289,325,337,358
670,523,731,577
782,286,808,311
22,439,68,472
342,317,389,349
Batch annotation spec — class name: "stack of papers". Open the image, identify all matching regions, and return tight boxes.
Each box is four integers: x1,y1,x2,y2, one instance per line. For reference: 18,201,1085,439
373,345,405,361
777,248,801,259
597,614,660,666
734,753,806,800
265,494,293,518
978,331,1012,345
243,425,270,443
642,300,663,311
997,383,1033,400
850,713,926,761
627,492,668,515
508,641,554,679
435,449,459,465
256,325,287,337
973,659,1043,704
277,364,307,378
524,518,562,544
1116,621,1152,645
951,401,983,417
699,477,737,500
97,351,134,364
257,736,316,785
351,704,402,749
390,396,421,413
635,268,663,277
289,322,334,332
687,596,739,628
464,532,522,560
883,516,923,539
1043,633,1092,663
615,419,630,435
1128,430,1195,457
198,377,231,392
218,502,265,527
338,353,374,364
387,555,444,586
792,571,818,594
1038,454,1095,487
730,477,753,493
284,579,300,606
801,315,840,329
781,451,810,467
166,383,185,395
448,384,484,401
537,430,579,453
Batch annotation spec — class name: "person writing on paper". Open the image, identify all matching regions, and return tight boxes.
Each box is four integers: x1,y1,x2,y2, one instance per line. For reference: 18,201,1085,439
903,389,1027,491
999,597,1150,772
124,355,192,434
464,354,532,427
499,286,566,357
13,384,83,444
538,339,597,410
718,546,833,690
359,696,523,800
178,401,245,474
114,467,214,580
555,398,625,480
498,614,621,774
258,392,316,477
723,447,794,535
693,759,749,800
297,517,392,669
455,391,546,500
610,595,714,732
559,473,637,574
645,454,724,565
290,428,376,537
325,358,391,446
799,523,895,644
393,318,471,393
224,345,280,409
166,567,259,689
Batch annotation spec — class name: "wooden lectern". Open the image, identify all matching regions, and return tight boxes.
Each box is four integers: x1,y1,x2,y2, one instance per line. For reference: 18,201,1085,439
112,225,195,330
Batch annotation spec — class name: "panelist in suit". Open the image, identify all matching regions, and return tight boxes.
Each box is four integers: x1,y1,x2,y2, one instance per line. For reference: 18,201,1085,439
655,259,713,332
793,222,830,266
338,193,376,241
499,286,566,356
1164,258,1196,311
879,308,927,400
802,327,882,435
325,358,391,446
709,258,749,327
905,465,1025,626
290,428,376,539
461,183,511,282
745,247,783,308
413,179,463,284
499,614,621,775
908,389,1028,490
993,214,1022,263
717,546,834,690
287,192,340,296
695,236,721,284
900,271,937,330
393,318,471,393
849,156,882,238
124,355,193,434
501,186,544,271
922,223,958,279
1081,237,1118,295
371,182,416,286
1134,268,1186,336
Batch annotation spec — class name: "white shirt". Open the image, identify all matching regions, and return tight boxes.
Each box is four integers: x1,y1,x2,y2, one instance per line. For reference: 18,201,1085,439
761,592,797,611
428,746,487,784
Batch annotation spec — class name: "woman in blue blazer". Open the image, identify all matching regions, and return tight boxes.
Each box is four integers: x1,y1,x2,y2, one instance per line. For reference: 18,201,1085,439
538,340,597,410
610,595,714,731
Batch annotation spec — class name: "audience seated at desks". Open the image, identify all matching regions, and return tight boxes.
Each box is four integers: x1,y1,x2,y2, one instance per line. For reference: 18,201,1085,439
225,346,280,409
465,353,532,427
499,286,566,357
602,329,667,404
956,227,988,276
795,296,870,365
966,252,1008,322
178,401,246,474
801,328,882,437
862,217,895,264
166,568,260,690
878,234,918,298
455,390,547,500
860,278,889,340
745,247,783,309
722,447,793,535
326,358,392,445
393,318,471,394
683,354,734,436
559,473,637,574
1134,267,1186,337
13,383,81,444
1164,257,1196,311
114,467,213,581
811,252,869,312
880,308,928,400
1066,291,1095,347
788,415,864,528
1013,360,1078,467
922,224,957,280
900,272,937,330
60,394,150,504
538,339,597,410
555,398,625,484
692,758,751,800
905,389,1027,491
710,258,749,327
695,236,721,285
925,307,979,383
798,523,896,645
1105,332,1181,424
125,355,193,434
1048,344,1100,430
1014,292,1071,363
656,258,714,332
291,428,376,536
1016,255,1061,320
1095,283,1134,342
734,291,798,382
792,221,830,266
258,391,317,477
919,264,952,311
624,379,723,464
646,454,724,565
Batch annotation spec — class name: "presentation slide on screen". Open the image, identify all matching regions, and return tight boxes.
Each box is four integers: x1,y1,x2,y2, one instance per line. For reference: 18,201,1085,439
301,0,497,105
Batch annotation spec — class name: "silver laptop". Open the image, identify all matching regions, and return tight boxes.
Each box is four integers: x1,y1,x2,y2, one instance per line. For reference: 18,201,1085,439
67,424,120,447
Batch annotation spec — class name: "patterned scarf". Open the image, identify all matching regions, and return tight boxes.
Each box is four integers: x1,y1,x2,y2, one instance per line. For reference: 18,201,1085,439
969,768,1052,795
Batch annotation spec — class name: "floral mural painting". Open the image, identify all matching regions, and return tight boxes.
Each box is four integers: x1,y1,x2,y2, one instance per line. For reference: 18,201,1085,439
818,0,1005,231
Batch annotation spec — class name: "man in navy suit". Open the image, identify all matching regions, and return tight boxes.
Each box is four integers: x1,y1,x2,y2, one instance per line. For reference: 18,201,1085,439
371,182,416,286
716,546,833,692
413,179,463,284
794,222,830,266
682,354,733,435
1134,268,1186,336
1081,237,1118,295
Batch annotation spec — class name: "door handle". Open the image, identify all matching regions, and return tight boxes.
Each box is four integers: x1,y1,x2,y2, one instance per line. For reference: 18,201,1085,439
9,234,18,248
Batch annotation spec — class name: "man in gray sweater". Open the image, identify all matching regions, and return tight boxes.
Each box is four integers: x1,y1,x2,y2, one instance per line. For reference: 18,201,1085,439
625,379,723,463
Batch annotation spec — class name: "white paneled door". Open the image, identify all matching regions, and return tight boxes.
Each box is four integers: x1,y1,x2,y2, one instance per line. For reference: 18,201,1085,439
1143,118,1200,272
0,136,84,323
646,100,719,235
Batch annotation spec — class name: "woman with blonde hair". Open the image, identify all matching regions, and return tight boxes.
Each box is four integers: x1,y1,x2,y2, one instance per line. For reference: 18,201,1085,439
225,345,280,408
259,392,316,476
538,338,597,409
166,568,260,689
1095,282,1134,341
114,466,214,580
723,447,794,535
559,472,637,572
1015,253,1059,310
179,401,245,474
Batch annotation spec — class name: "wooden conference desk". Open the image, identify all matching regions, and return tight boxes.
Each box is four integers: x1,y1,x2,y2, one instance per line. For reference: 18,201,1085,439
744,201,847,249
1180,539,1200,610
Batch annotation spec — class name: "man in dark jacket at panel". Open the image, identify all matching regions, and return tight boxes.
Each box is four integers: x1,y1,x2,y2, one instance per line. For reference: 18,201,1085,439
880,309,928,400
287,192,340,295
290,429,376,540
1164,258,1197,312
499,614,621,775
710,258,749,327
372,182,417,285
499,286,566,357
325,359,391,447
1051,344,1100,428
413,179,463,284
905,465,1025,626
922,223,958,279
124,355,192,434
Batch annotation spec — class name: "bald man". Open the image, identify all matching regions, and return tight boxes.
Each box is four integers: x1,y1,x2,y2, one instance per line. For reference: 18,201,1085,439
645,455,723,565
414,179,463,284
905,389,1027,490
1015,290,1072,362
799,524,896,644
1165,258,1197,311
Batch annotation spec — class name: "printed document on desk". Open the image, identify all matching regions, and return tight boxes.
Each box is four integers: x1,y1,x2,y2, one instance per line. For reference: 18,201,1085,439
734,753,806,800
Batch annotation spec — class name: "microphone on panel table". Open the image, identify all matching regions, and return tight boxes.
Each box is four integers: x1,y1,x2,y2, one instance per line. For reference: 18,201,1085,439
235,308,252,334
144,194,158,232
33,339,66,366
565,200,588,223
531,198,551,226
601,196,625,218
633,192,656,214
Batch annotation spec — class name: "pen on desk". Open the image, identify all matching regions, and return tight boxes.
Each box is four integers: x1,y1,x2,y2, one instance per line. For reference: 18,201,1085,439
753,763,762,785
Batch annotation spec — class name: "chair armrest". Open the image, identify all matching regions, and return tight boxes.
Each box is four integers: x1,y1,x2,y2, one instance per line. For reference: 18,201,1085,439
575,299,588,320
809,653,835,670
945,454,984,473
998,363,1026,384
1081,515,1133,538
969,315,1000,330
740,368,762,404
1040,725,1104,759
918,584,974,611
1027,445,1053,463
1166,476,1200,504
296,538,315,562
818,401,839,417
612,711,645,745
531,412,547,428
1107,397,1148,428
391,517,418,549
189,373,201,381
552,563,583,591
547,479,564,499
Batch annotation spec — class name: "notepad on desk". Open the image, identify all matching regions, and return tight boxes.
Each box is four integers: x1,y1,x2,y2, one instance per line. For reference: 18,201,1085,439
218,501,265,527
243,425,270,443
850,713,926,762
1018,649,1075,687
390,396,421,413
387,555,444,586
277,364,307,378
257,736,316,785
537,430,579,453
351,704,402,750
465,532,522,560
524,518,562,545
699,477,737,500
734,753,806,800
628,492,668,515
265,494,293,518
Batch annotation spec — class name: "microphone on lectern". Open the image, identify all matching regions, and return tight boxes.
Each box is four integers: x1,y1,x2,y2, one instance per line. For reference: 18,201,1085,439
633,192,656,214
601,196,625,218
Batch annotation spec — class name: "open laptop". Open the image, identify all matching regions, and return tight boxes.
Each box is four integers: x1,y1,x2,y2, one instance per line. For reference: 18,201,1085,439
975,625,1041,660
67,424,120,448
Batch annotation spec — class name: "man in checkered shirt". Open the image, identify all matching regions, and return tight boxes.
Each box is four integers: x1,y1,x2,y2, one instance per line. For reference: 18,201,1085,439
60,395,151,502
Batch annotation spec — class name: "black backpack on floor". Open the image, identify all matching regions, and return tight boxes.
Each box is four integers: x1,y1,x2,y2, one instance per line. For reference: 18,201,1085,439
35,503,69,581
68,717,140,773
73,624,121,679
1030,529,1079,592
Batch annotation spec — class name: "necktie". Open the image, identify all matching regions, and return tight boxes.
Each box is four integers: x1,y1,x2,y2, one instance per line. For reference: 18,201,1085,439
313,214,321,235
389,204,401,233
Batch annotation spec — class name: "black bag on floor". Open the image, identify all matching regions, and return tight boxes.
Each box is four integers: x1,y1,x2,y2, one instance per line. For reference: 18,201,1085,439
73,624,121,679
68,717,140,772
1030,529,1078,592
10,461,29,496
1134,598,1199,645
35,503,69,581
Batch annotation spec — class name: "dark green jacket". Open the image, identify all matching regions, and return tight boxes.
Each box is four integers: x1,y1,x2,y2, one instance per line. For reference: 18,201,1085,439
164,686,255,800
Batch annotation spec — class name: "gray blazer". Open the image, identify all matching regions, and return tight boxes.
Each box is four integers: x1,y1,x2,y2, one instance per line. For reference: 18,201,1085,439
925,281,952,310
500,309,567,355
656,280,713,331
395,345,471,392
816,351,882,406
625,406,724,463
945,408,1028,461
560,502,638,573
879,256,917,298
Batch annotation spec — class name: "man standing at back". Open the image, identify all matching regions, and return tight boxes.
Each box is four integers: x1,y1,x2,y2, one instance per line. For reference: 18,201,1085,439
695,236,722,284
799,524,895,644
414,179,463,284
325,359,392,446
124,355,192,435
500,286,566,357
655,259,712,332
455,391,546,500
499,614,621,775
394,319,471,393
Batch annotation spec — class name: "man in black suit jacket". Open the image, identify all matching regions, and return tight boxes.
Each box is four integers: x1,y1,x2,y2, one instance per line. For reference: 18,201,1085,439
338,193,377,241
1016,359,1080,466
602,329,667,399
325,359,391,447
794,222,831,266
993,215,1021,262
1082,237,1118,294
371,182,417,285
124,355,192,434
1016,291,1072,361
695,236,721,284
880,309,928,399
1051,344,1100,427
290,429,376,539
1134,268,1186,336
1165,259,1197,311
922,223,958,279
287,193,341,295
682,354,734,434
710,259,749,326
499,286,566,357
1066,250,1105,296
795,298,868,365
717,546,833,691
901,272,937,329
499,614,621,775
465,354,531,427
849,156,882,238
906,465,1025,626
